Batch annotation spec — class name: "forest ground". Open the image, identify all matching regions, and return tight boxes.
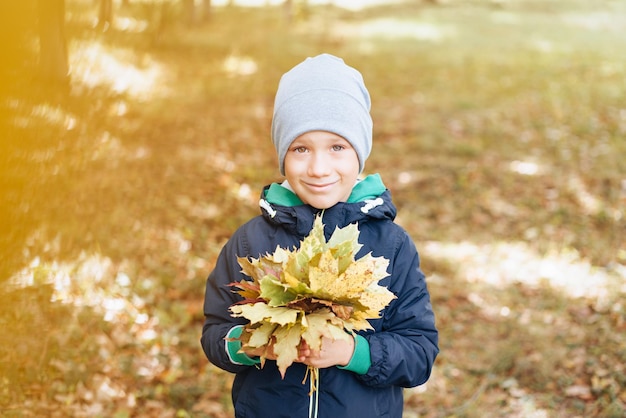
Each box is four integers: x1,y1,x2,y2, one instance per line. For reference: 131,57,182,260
1,0,625,417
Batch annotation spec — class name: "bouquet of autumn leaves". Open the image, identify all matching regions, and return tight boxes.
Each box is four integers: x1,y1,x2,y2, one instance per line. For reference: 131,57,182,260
228,215,396,383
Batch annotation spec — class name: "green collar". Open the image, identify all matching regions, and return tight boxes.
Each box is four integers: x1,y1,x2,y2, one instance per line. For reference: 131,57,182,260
264,173,386,207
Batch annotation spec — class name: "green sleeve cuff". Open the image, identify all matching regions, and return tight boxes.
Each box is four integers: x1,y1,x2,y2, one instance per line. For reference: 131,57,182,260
338,334,371,375
226,325,261,366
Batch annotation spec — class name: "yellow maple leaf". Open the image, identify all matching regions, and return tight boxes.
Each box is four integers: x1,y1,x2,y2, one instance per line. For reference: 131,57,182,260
246,322,277,348
301,311,351,352
230,302,299,326
273,323,303,378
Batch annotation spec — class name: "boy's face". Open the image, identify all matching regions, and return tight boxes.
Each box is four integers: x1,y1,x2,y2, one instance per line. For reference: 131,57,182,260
284,131,360,209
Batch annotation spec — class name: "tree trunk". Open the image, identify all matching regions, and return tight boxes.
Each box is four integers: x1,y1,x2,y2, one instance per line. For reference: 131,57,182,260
182,0,195,25
37,0,68,83
201,0,212,22
97,0,114,31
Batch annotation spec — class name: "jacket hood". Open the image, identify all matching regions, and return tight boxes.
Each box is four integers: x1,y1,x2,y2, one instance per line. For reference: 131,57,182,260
258,173,397,236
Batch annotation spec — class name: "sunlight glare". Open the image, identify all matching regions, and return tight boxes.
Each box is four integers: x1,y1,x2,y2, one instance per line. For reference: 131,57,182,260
71,42,166,100
9,253,150,325
115,17,149,33
567,176,601,216
563,12,624,31
27,104,78,131
398,171,412,185
509,160,540,176
237,183,252,200
358,19,451,42
103,297,127,322
211,0,405,10
223,55,258,77
423,240,625,299
167,229,192,254
529,38,554,53
229,182,256,206
490,11,521,25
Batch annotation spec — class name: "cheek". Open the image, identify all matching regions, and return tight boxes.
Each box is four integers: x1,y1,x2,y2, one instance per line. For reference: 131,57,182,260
283,155,301,176
341,156,360,178
342,151,360,173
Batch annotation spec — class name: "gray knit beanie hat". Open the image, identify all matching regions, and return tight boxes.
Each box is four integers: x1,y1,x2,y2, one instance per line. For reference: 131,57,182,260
271,54,373,175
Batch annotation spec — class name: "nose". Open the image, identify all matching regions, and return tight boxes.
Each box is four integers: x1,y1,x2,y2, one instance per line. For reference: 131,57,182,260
308,152,331,177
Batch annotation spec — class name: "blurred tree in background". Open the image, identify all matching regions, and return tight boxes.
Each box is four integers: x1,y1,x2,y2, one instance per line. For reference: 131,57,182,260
37,0,70,84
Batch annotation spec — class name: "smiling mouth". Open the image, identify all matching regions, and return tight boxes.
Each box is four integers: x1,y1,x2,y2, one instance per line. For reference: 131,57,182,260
305,181,337,191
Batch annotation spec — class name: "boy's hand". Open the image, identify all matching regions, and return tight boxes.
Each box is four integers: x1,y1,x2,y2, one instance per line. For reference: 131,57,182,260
297,337,355,369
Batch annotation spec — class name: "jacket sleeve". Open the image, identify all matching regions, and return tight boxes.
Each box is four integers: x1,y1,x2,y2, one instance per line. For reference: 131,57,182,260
200,228,254,373
358,230,439,388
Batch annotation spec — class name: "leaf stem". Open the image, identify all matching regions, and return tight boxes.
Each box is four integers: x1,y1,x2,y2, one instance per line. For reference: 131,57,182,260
308,366,320,418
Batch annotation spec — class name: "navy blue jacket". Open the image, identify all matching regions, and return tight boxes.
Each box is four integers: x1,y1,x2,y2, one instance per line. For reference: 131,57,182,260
201,176,438,418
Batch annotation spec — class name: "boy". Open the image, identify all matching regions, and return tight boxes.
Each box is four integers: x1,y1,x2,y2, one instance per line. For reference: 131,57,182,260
201,54,438,418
